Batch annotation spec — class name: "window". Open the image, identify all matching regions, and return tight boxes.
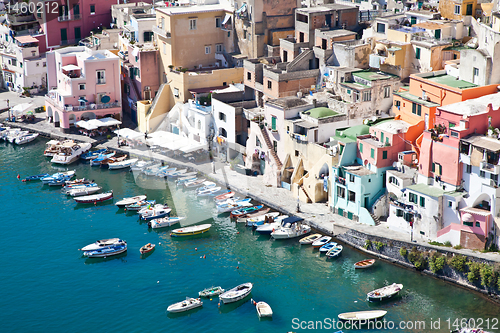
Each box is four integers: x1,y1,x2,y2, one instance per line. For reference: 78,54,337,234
163,42,166,55
79,84,85,90
256,137,262,148
205,45,211,54
36,62,39,67
409,192,418,204
349,174,355,183
11,59,16,66
353,91,359,102
337,186,345,199
420,196,425,207
475,222,480,227
348,190,356,203
432,162,442,175
43,62,46,67
189,19,197,30
96,70,105,84
376,23,386,33
271,116,277,131
370,148,374,158
396,209,404,217
395,100,400,108
450,131,459,138
454,5,460,15
216,44,223,53
228,31,230,38
363,91,371,102
359,143,363,153
473,67,479,77
273,140,277,152
466,164,472,174
243,30,247,39
197,120,201,129
389,176,399,186
267,80,272,89
491,173,498,183
247,72,251,80
90,5,95,15
295,150,299,157
480,170,486,178
448,201,453,207
216,17,221,28
464,221,473,227
381,132,384,143
161,17,165,29
383,151,387,159
219,112,226,122
412,103,421,116
416,47,421,59
384,86,391,98
173,88,179,98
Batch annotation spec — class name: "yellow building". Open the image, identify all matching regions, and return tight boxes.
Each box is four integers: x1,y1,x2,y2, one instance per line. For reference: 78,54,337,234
439,0,478,20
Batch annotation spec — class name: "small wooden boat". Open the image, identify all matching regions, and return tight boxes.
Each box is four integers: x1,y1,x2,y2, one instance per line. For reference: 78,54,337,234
100,154,127,169
129,160,153,172
253,300,273,318
237,207,270,222
312,235,332,248
108,158,139,170
216,198,252,213
63,178,92,188
246,212,280,226
214,191,234,202
197,186,222,197
183,178,207,188
125,200,156,211
115,195,147,207
22,173,49,182
167,297,203,313
199,286,225,298
166,169,188,178
74,191,113,204
338,310,387,322
219,282,253,304
90,152,115,166
299,233,322,245
367,283,403,302
139,243,155,254
148,216,185,229
170,223,211,237
230,205,264,218
354,259,376,269
326,244,343,258
66,186,102,197
319,242,338,253
80,148,107,160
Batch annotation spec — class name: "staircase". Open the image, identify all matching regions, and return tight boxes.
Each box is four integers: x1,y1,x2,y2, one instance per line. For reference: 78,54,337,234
259,125,282,170
146,83,166,117
370,212,381,226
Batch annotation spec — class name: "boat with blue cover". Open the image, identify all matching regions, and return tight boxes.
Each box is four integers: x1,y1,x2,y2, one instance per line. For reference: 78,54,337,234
319,242,338,253
83,244,127,258
230,205,264,218
21,173,50,182
41,170,76,184
80,148,107,160
90,152,115,166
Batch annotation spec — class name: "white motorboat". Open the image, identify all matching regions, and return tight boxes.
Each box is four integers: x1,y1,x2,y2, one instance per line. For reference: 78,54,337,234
271,217,311,240
338,310,387,322
254,215,289,235
148,216,186,229
115,195,147,207
219,283,253,304
216,198,252,213
108,158,139,170
166,169,188,178
367,283,403,302
312,235,332,248
254,300,273,318
167,297,203,313
191,181,216,191
137,203,167,215
197,186,222,197
79,238,127,251
140,206,172,221
129,160,153,172
44,140,72,157
143,164,166,176
14,133,39,145
83,244,127,258
2,129,28,142
51,142,92,164
246,212,280,226
66,186,102,197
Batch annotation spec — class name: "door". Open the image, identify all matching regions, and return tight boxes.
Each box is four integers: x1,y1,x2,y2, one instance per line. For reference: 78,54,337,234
325,14,331,28
60,29,67,43
271,116,276,131
411,16,416,25
364,196,369,208
466,4,473,15
74,27,81,40
283,50,288,62
73,4,79,16
322,39,327,50
299,32,304,43
434,29,441,39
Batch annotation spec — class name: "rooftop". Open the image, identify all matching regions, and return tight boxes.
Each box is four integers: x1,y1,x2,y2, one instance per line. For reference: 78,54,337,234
462,135,500,152
156,4,230,16
421,73,478,89
352,70,396,81
343,165,375,176
296,4,355,14
407,183,461,198
413,21,449,30
302,107,339,119
317,29,357,38
372,119,410,134
267,97,310,110
331,124,370,143
438,92,500,116
394,90,441,108
387,169,414,180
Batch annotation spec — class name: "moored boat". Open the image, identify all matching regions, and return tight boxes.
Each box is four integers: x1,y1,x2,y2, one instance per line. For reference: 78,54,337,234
14,133,39,145
271,216,310,239
170,223,211,237
22,173,49,182
299,233,322,245
214,191,234,202
80,148,107,160
367,283,403,302
197,186,222,197
139,243,155,254
129,160,153,172
236,207,271,222
108,158,139,170
80,238,126,251
74,191,113,204
140,206,172,221
245,212,280,227
354,259,376,269
254,215,289,235
115,195,147,207
319,242,338,253
199,286,225,298
43,139,66,157
253,300,273,318
167,297,203,313
326,244,343,258
312,235,332,248
216,198,252,213
51,142,92,164
41,170,76,184
65,186,101,197
124,200,156,211
183,178,207,188
100,154,127,169
148,216,185,229
219,282,253,304
90,152,116,166
83,244,127,258
338,310,387,322
230,205,264,218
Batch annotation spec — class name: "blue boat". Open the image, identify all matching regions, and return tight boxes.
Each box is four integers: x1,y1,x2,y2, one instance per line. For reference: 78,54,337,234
319,242,338,253
83,244,127,258
80,148,107,160
21,173,49,182
47,175,74,186
90,152,115,166
41,171,76,184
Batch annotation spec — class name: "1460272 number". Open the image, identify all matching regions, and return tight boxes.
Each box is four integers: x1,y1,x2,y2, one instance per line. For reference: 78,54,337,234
446,318,499,330
6,1,59,16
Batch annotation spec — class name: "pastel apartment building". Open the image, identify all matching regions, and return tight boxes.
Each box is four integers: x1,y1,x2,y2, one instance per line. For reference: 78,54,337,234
45,46,121,132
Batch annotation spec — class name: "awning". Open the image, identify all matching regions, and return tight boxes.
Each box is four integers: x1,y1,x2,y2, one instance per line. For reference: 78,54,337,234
281,216,304,224
114,128,144,140
295,120,317,129
10,103,33,115
62,64,80,71
98,117,122,126
236,3,247,14
222,13,231,25
179,142,208,153
15,35,39,44
78,97,88,103
76,120,98,130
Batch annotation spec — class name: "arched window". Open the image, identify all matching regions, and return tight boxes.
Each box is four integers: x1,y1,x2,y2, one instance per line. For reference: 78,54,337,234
197,120,201,129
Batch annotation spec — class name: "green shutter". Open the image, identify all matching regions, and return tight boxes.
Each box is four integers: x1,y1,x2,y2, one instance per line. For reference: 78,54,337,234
381,132,384,143
383,151,387,159
412,103,416,114
359,143,363,153
416,47,421,59
432,163,435,172
271,116,276,131
371,148,374,158
417,104,422,116
420,196,425,207
439,164,442,175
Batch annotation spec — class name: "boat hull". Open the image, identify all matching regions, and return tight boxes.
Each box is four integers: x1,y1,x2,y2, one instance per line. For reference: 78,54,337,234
84,245,127,258
219,283,253,304
170,224,211,237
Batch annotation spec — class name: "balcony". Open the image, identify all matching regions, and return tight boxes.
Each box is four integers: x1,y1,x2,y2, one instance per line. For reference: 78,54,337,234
290,132,308,143
335,176,346,186
480,161,500,175
152,25,171,39
45,94,121,112
57,14,82,22
60,39,80,46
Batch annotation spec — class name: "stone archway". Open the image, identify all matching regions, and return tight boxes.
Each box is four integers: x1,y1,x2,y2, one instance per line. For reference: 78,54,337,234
53,111,60,127
80,112,96,120
47,106,53,122
68,114,76,125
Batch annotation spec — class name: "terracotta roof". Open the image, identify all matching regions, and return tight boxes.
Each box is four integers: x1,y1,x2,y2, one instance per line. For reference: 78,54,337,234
413,22,446,30
15,36,39,44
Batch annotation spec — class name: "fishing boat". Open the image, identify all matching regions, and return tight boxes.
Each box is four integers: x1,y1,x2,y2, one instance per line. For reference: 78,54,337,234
124,200,156,211
100,154,127,169
41,171,76,184
176,174,198,185
129,160,152,172
367,283,403,302
155,167,177,178
74,191,113,204
193,182,216,192
83,243,127,258
312,235,332,248
214,191,235,202
140,207,172,221
90,152,116,166
354,259,376,269
80,148,107,160
137,203,168,215
338,310,387,322
65,186,101,197
230,205,264,218
216,198,252,213
170,223,211,237
115,195,147,207
141,163,162,175
142,164,166,176
139,243,155,254
299,233,323,245
319,242,338,253
236,207,271,223
246,212,280,227
14,133,39,145
21,173,49,182
197,186,222,197
47,176,76,186
51,142,92,164
79,238,126,251
326,244,343,258
166,169,188,178
255,217,289,235
271,216,310,239
253,300,273,318
148,216,186,229
167,297,203,313
62,182,98,191
62,179,94,189
183,178,207,188
108,158,139,170
197,286,224,298
219,282,253,304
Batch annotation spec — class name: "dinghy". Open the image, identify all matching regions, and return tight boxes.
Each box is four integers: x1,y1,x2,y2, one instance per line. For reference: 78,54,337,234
367,283,403,302
199,286,225,298
312,235,332,248
148,216,186,229
338,310,387,322
115,195,147,207
167,297,203,313
170,223,211,237
219,283,253,304
139,243,155,254
354,259,376,269
254,300,273,318
326,244,343,258
299,233,322,245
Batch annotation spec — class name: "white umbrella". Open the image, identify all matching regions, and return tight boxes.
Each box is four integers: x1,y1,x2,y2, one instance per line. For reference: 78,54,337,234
98,117,122,127
11,103,33,115
76,120,98,130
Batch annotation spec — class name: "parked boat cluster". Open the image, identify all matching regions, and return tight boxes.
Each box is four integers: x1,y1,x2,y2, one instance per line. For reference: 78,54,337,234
0,126,39,145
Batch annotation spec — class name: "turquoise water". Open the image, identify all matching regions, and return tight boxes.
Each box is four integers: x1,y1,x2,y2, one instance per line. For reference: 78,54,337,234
1,139,499,333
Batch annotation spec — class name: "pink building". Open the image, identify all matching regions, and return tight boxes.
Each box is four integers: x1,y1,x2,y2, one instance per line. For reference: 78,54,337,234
45,46,122,132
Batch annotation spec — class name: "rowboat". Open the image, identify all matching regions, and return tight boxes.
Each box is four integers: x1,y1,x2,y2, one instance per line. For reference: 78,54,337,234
130,160,153,172
108,158,139,170
65,186,102,197
245,212,280,227
139,243,155,254
199,286,225,298
63,179,93,188
47,177,74,186
338,310,387,322
124,200,156,211
15,133,39,145
236,207,270,222
354,259,376,269
80,148,107,160
148,216,186,229
74,191,113,204
326,244,343,258
90,152,115,166
21,173,49,182
367,283,403,302
155,167,177,178
100,154,127,169
167,297,203,313
312,236,333,248
197,186,222,197
214,191,234,202
143,164,168,176
219,282,253,304
230,205,264,218
166,169,188,178
183,178,207,188
299,233,323,245
115,195,147,207
319,242,338,253
193,182,216,192
216,198,252,213
137,203,168,215
170,223,211,237
253,300,273,318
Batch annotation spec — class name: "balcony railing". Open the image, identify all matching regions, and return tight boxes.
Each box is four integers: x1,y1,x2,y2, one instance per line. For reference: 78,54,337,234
58,14,82,22
290,132,307,143
480,161,500,175
152,26,171,39
97,79,106,85
45,95,120,112
60,39,80,46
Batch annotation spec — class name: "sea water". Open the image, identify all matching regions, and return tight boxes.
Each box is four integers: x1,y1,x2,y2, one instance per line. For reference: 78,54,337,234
1,140,499,333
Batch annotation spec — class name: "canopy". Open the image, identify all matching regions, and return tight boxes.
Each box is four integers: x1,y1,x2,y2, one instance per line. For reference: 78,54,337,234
222,13,231,25
281,216,304,225
62,64,80,71
76,120,98,130
97,117,121,126
114,128,144,140
11,103,33,115
179,142,208,153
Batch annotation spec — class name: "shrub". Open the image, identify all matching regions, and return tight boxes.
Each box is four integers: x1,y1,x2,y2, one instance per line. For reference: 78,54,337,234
467,261,481,283
364,240,372,249
107,134,111,140
444,241,452,247
479,264,494,287
374,241,384,250
429,241,445,246
408,247,427,271
453,244,463,250
448,254,467,272
429,252,446,273
399,247,407,257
